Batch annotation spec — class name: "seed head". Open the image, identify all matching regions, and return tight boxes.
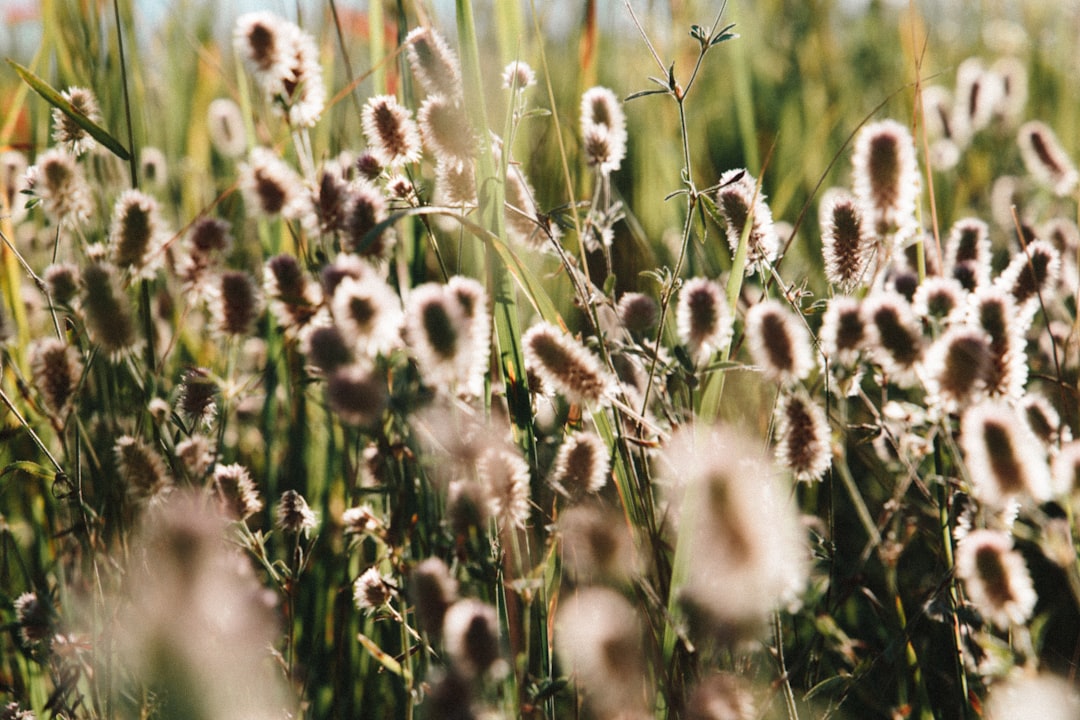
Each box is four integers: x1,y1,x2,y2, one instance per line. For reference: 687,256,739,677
276,489,317,535
409,557,459,639
686,673,757,720
994,239,1060,327
1052,441,1080,498
558,504,637,585
1020,393,1070,450
945,217,992,282
304,325,353,374
477,446,531,530
503,157,545,249
342,504,382,536
361,95,422,168
442,599,503,679
986,673,1080,720
960,400,1052,506
331,273,402,360
970,287,1028,399
416,94,477,170
1018,120,1078,197
956,529,1036,628
179,217,232,295
820,189,872,292
522,322,613,405
13,592,51,648
51,86,101,157
0,150,28,224
953,58,1001,141
277,23,324,128
774,393,831,482
30,338,82,420
861,292,924,386
175,434,215,479
502,61,536,91
213,270,262,337
676,278,732,365
26,148,93,227
207,98,247,158
406,280,489,398
911,276,966,325
109,190,166,279
115,435,172,501
325,363,388,427
851,119,920,244
716,168,780,275
353,566,394,611
211,463,263,521
81,262,137,358
923,327,992,411
405,27,462,98
235,12,290,83
745,300,814,384
617,292,659,334
139,147,168,188
555,588,648,718
580,86,627,175
264,253,324,341
819,296,865,369
663,424,808,644
434,158,476,207
342,180,391,259
239,147,303,219
548,432,610,501
44,263,80,306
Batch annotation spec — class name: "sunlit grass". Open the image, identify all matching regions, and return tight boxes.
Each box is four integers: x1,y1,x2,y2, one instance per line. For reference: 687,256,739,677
3,2,1080,719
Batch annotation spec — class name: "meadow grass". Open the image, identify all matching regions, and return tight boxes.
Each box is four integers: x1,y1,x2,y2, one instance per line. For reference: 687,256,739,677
3,1,1080,719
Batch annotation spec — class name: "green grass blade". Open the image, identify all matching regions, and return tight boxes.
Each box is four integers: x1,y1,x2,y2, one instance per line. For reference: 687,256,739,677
7,60,131,161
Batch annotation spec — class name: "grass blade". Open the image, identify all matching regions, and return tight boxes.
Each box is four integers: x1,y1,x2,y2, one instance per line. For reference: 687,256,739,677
7,59,131,161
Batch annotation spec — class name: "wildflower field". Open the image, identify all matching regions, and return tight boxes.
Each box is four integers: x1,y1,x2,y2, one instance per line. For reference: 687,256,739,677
5,0,1080,717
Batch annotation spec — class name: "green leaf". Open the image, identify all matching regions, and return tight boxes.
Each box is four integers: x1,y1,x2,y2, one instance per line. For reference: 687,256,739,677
7,60,131,161
624,88,669,103
710,23,739,47
357,632,410,680
0,460,56,482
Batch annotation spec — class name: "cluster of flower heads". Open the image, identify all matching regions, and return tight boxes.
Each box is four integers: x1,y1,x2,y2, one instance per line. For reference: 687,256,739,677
234,12,325,127
10,5,1080,718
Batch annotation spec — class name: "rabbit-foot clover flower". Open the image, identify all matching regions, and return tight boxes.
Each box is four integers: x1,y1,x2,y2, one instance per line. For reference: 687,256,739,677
51,86,101,157
851,119,920,246
716,168,780,275
361,95,422,168
960,400,1052,507
405,27,463,99
775,392,832,482
820,189,873,292
210,463,263,521
676,277,733,366
745,300,814,384
522,322,615,405
1017,120,1078,197
956,529,1036,629
548,432,610,501
109,190,167,280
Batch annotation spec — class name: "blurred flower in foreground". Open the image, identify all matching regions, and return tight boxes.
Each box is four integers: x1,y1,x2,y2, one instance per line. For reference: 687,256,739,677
557,587,649,719
663,424,807,646
113,491,289,720
985,672,1080,720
